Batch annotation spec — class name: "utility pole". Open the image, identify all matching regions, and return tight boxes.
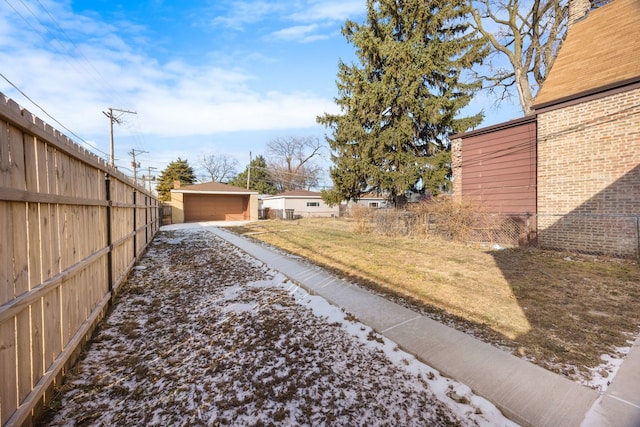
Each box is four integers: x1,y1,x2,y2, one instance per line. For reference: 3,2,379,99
143,166,157,193
103,107,137,167
246,151,252,189
129,149,148,185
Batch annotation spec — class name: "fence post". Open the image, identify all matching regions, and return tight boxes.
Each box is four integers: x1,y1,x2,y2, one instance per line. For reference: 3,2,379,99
145,195,149,245
133,189,137,258
105,173,113,293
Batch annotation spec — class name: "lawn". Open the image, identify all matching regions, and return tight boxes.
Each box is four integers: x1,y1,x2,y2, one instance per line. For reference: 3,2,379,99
230,217,640,387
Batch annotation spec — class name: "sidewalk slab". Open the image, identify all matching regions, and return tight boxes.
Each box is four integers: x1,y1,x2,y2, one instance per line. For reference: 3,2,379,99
209,227,640,427
582,334,640,427
211,227,419,331
313,281,420,332
383,317,597,427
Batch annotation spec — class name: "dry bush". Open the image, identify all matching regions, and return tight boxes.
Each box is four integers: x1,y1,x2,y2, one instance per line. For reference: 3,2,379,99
371,210,420,237
409,198,532,245
409,197,483,241
349,205,373,234
351,197,528,244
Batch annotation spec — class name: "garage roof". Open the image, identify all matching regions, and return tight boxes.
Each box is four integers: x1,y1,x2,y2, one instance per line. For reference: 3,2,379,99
171,181,258,195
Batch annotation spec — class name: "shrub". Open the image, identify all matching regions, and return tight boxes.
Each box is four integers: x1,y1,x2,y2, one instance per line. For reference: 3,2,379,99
408,197,483,241
349,204,373,234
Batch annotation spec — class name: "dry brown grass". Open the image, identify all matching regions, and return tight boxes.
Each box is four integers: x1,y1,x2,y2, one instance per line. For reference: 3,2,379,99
230,217,640,383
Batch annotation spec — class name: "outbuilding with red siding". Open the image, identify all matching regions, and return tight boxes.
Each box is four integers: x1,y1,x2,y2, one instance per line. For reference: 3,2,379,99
451,116,537,215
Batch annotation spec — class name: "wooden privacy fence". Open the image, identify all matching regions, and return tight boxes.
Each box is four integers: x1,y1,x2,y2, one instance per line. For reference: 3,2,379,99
0,93,160,426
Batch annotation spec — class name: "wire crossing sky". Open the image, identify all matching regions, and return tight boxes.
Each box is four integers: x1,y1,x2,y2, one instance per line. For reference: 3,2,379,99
0,0,518,181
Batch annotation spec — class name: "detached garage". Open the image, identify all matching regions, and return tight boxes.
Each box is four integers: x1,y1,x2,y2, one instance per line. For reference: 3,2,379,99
169,181,258,223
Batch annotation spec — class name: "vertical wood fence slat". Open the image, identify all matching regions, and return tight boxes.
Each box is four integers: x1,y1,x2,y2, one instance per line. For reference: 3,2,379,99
0,92,160,427
16,310,31,404
0,201,12,306
1,119,13,307
0,319,17,425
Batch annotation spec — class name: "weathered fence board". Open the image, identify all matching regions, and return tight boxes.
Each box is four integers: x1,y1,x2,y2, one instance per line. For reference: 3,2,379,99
0,320,17,424
0,92,160,426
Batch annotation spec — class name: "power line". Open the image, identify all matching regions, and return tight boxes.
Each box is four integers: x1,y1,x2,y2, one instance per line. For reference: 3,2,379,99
0,71,109,158
7,0,127,108
32,0,119,95
129,148,148,185
104,107,137,167
3,0,150,161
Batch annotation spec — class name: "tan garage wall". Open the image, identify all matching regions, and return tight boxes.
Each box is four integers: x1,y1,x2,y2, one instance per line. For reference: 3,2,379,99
170,192,185,224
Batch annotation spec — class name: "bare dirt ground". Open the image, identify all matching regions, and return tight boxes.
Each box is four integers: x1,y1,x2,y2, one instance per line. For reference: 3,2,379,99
39,228,516,426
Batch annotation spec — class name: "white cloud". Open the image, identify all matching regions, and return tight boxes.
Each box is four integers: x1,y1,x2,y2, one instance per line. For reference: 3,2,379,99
289,0,366,22
270,24,328,42
0,1,339,145
133,84,337,137
208,1,365,43
210,1,287,30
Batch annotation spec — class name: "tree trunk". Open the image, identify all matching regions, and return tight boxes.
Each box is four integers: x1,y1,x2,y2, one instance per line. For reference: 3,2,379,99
515,68,535,115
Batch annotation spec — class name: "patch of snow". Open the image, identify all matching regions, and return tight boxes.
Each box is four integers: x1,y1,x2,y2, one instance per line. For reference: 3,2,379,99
281,280,516,425
582,346,631,392
43,228,518,426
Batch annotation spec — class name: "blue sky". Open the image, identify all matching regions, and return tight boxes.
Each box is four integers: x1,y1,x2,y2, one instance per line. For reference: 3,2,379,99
0,0,521,186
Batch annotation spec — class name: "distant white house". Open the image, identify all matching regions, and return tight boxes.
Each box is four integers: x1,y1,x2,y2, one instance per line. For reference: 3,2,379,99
348,193,390,209
261,190,340,218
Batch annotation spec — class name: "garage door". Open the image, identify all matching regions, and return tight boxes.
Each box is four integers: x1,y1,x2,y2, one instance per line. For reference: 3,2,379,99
184,194,248,222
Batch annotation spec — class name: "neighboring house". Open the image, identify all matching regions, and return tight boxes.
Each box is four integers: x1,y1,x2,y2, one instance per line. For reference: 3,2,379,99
261,190,340,218
349,193,390,209
532,0,640,256
170,181,258,223
451,0,640,257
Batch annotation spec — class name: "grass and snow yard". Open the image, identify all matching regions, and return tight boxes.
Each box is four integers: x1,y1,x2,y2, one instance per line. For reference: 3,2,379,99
40,227,516,426
231,218,640,389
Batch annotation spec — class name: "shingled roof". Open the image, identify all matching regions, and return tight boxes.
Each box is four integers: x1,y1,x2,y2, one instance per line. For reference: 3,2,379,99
172,181,257,194
262,190,321,199
533,0,640,108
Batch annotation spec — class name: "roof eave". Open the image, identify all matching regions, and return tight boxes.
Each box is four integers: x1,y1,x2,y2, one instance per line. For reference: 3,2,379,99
450,115,537,140
263,195,322,200
171,190,258,195
533,76,640,113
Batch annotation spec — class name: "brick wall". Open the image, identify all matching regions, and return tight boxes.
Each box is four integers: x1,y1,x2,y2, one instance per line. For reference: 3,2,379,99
537,87,640,256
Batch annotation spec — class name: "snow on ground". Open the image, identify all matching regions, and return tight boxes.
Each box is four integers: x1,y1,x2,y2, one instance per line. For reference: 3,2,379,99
44,227,517,426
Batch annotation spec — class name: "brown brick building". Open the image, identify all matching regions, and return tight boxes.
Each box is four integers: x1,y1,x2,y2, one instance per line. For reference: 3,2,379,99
452,0,640,257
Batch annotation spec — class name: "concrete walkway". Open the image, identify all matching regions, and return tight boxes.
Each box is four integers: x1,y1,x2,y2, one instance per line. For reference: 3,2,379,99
200,225,639,427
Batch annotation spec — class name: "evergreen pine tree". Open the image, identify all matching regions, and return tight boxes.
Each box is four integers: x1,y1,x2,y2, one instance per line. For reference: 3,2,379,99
317,0,487,204
156,158,196,201
229,155,278,194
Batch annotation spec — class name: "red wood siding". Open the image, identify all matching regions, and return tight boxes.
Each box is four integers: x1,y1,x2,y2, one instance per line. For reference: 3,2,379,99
461,120,537,214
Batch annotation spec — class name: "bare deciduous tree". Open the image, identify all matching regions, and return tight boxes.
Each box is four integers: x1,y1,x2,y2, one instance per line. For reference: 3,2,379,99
199,153,239,182
470,0,570,115
266,136,323,192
